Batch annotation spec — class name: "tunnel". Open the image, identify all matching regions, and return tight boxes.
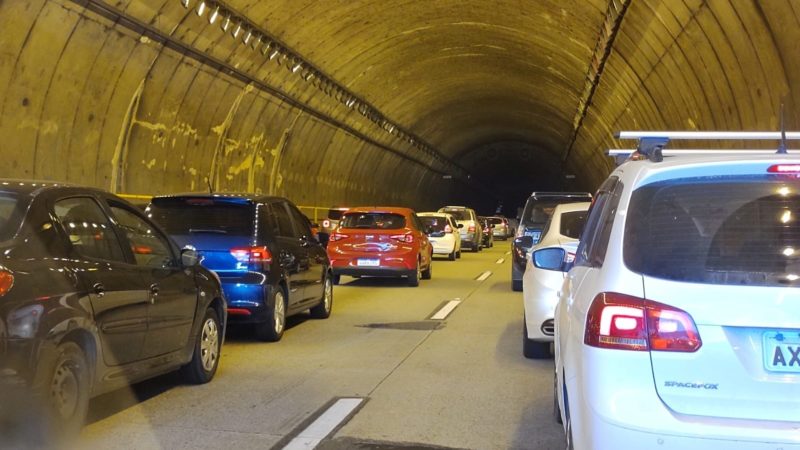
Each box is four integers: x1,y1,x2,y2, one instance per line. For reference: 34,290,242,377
1,0,798,217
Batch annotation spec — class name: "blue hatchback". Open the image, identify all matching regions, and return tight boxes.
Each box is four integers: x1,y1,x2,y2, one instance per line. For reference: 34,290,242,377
147,194,333,341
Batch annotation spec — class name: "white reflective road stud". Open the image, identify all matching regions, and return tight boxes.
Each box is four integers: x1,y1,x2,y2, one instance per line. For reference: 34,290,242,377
476,271,492,281
496,258,505,264
431,300,461,320
505,251,511,255
283,398,364,450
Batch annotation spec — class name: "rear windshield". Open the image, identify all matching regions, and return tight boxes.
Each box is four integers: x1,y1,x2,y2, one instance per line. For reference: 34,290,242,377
420,216,447,232
625,175,800,287
148,199,254,236
0,193,22,241
560,211,588,239
521,196,590,228
328,209,346,220
488,217,504,225
440,209,470,221
341,212,406,230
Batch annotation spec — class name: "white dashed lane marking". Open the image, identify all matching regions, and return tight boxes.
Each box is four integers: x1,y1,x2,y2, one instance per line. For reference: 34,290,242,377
496,258,505,264
430,299,462,320
475,271,492,281
283,398,364,450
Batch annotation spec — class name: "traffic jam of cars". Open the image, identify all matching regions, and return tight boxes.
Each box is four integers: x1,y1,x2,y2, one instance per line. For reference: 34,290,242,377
2,131,800,450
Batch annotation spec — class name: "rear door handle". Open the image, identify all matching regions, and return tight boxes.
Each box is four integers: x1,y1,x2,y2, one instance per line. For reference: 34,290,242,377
93,282,105,298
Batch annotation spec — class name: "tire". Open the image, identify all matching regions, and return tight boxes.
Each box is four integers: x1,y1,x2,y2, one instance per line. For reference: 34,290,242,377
456,250,461,259
47,342,90,435
256,287,286,342
310,275,333,319
554,372,563,424
523,318,551,359
408,261,421,287
421,260,432,280
448,250,456,261
512,279,523,291
180,307,221,384
332,273,341,285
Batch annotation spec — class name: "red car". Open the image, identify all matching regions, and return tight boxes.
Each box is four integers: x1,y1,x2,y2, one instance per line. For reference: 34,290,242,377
327,207,433,286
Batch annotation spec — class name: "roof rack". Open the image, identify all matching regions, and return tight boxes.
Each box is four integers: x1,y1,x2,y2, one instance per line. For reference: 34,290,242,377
611,130,800,164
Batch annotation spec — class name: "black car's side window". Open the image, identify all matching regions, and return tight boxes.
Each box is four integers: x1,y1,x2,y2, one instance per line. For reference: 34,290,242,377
53,197,127,263
257,203,279,241
287,204,312,238
109,205,174,268
273,202,296,238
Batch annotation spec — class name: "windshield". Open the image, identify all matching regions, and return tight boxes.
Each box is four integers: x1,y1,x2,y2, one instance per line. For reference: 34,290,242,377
488,217,503,225
328,208,346,220
520,197,589,228
440,209,470,221
560,211,588,239
148,199,254,236
341,212,406,229
625,175,800,287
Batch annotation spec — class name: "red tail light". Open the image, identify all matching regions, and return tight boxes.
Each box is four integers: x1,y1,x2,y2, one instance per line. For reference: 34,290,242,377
468,224,475,232
390,234,414,243
444,224,453,233
584,292,701,352
322,219,331,228
329,233,349,242
768,164,800,173
230,246,272,270
0,270,14,296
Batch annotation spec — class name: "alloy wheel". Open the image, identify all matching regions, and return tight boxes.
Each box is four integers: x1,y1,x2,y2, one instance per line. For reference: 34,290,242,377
274,290,286,334
200,317,220,372
323,278,332,313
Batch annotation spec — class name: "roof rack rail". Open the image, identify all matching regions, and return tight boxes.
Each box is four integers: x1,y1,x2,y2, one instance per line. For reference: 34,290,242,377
615,131,800,140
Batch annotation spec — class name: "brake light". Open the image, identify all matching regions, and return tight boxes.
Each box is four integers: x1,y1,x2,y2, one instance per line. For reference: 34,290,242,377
0,270,13,296
444,224,453,233
584,292,701,352
322,219,331,228
230,246,272,270
329,233,348,242
768,164,800,173
468,224,475,232
390,234,414,243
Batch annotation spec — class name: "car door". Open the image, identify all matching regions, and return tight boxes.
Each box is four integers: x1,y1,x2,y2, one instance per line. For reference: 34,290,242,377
52,196,149,366
411,213,432,267
106,201,197,359
286,203,326,304
271,201,308,306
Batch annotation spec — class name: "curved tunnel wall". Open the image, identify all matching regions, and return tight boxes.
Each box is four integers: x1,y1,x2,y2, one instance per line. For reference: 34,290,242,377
1,0,800,214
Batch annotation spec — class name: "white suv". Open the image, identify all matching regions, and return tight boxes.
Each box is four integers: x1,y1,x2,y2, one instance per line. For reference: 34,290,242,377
555,147,800,449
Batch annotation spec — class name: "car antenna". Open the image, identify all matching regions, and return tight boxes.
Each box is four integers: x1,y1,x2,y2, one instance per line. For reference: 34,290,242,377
206,178,214,194
777,102,788,154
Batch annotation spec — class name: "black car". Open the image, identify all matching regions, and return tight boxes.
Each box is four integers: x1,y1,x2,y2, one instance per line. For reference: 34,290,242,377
478,217,494,248
0,181,226,432
511,192,592,291
147,194,332,342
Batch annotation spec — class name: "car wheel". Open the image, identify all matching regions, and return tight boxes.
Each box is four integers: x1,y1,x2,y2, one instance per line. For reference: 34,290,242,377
565,410,574,450
512,279,523,291
553,372,563,424
523,318,551,359
448,250,456,261
408,261,421,287
256,287,286,342
422,260,432,280
180,307,221,384
47,342,90,435
456,250,461,259
332,274,341,285
310,275,333,319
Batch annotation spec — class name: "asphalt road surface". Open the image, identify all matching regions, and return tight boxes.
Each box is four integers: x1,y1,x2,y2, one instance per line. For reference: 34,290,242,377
77,244,564,450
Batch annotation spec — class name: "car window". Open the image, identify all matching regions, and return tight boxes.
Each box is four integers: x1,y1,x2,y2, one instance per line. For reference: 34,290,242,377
440,209,470,221
520,195,591,228
53,197,127,262
272,202,296,238
0,193,23,242
328,209,346,220
257,203,279,241
110,205,174,268
287,203,312,238
420,216,447,232
575,178,619,268
560,211,589,239
625,174,800,287
148,198,253,237
341,213,406,229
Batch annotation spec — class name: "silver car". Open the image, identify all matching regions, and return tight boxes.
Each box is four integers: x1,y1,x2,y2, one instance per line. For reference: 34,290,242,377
437,206,483,252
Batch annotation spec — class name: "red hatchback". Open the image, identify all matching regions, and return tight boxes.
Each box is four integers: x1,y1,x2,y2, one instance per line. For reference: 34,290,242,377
327,207,433,286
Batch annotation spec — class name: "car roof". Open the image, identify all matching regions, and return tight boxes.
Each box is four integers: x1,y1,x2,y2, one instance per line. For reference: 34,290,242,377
0,179,77,196
529,192,591,198
344,206,415,215
152,192,285,203
418,212,452,217
553,202,592,214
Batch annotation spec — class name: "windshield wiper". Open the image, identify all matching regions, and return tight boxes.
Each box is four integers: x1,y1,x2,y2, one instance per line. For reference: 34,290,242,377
188,228,228,234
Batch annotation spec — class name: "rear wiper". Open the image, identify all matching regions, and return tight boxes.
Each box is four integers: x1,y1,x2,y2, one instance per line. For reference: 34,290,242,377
188,229,228,234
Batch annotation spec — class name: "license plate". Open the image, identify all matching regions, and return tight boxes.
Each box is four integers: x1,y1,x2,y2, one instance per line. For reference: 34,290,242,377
763,331,800,373
357,258,380,267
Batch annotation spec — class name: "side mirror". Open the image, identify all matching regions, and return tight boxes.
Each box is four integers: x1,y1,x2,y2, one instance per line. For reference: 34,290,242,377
457,223,464,229
533,248,566,271
514,236,534,248
181,248,200,267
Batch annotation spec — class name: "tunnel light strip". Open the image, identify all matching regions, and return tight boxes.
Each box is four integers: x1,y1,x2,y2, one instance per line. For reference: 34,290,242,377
179,0,469,179
616,131,800,140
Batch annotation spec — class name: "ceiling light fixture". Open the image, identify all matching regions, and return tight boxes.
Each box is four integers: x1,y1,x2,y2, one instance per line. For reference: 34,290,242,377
208,5,220,23
195,0,206,16
181,0,190,8
232,22,242,39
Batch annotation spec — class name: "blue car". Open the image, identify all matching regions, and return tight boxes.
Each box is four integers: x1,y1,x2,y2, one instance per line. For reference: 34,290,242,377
147,194,333,341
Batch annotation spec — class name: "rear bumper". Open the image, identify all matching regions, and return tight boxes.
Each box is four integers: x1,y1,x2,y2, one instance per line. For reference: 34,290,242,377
429,236,457,254
332,266,414,278
219,279,270,324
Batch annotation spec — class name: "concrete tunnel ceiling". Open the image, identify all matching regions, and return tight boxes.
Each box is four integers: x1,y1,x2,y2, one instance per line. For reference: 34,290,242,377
2,0,800,215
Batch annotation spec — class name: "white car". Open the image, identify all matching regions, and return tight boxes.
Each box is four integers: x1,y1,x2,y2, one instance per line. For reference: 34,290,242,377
419,212,462,260
555,141,800,449
522,202,590,359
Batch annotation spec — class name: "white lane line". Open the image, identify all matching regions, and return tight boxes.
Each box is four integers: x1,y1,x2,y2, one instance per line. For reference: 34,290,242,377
496,258,505,264
505,251,511,255
431,299,462,320
476,270,492,281
283,398,364,450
